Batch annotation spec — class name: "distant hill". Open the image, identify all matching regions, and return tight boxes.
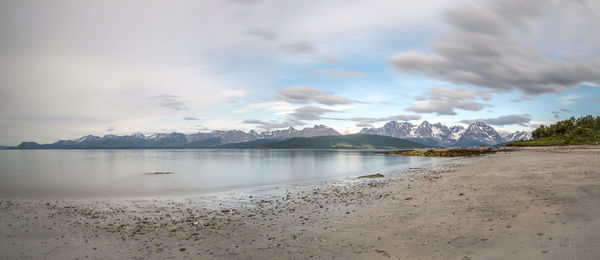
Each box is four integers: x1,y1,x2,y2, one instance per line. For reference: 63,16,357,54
225,134,430,149
508,115,600,146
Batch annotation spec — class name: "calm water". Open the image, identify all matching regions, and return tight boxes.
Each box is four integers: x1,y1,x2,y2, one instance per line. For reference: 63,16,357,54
0,149,448,198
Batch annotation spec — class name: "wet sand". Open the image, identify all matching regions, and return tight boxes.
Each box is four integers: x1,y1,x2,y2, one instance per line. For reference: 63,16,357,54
1,146,599,259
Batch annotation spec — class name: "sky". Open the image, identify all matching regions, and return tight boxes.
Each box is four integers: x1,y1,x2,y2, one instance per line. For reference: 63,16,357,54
1,0,599,145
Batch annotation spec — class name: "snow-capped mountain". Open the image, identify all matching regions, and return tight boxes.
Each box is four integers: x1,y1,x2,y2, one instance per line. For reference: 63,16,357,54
360,121,529,147
501,131,532,143
14,122,528,149
16,125,341,149
454,121,504,146
187,125,340,145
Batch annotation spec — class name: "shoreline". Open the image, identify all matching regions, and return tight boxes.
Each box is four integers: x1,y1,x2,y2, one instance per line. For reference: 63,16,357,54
1,146,599,259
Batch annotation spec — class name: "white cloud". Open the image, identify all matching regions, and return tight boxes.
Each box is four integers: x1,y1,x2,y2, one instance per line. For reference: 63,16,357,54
560,94,580,105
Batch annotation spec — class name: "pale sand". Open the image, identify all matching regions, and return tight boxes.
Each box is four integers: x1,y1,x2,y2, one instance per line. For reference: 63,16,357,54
1,146,599,259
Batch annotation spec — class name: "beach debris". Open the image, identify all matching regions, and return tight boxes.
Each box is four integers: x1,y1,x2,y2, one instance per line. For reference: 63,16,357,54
374,249,391,257
147,171,173,175
358,173,385,179
382,147,509,157
405,197,413,200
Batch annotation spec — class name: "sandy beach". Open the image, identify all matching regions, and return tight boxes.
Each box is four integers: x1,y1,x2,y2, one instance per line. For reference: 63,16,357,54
1,146,599,259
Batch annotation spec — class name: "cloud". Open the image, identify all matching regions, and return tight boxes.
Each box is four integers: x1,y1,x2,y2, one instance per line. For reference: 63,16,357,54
407,88,489,116
234,101,296,114
511,96,533,103
460,114,531,126
389,0,600,95
355,123,374,128
282,41,315,55
183,117,200,121
278,86,358,105
247,29,277,41
105,126,115,132
290,106,335,120
560,108,572,113
150,95,188,111
323,114,421,127
242,119,305,129
311,69,367,78
560,94,580,105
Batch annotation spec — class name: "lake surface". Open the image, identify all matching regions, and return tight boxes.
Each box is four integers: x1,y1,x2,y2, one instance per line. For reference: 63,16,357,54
0,149,449,198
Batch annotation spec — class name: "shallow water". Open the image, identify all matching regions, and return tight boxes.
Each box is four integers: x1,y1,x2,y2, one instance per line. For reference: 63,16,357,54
0,149,448,198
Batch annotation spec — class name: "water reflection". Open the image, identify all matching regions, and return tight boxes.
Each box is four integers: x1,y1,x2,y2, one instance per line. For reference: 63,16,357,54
0,149,447,198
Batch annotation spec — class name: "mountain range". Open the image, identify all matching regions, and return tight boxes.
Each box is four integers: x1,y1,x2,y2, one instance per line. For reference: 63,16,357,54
360,121,531,147
10,121,530,149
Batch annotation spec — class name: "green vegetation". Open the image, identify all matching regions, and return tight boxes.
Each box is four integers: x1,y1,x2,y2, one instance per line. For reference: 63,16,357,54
357,173,385,178
508,115,600,146
383,147,499,157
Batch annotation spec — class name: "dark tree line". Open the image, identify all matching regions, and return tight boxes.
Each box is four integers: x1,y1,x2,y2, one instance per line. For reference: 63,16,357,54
532,115,600,139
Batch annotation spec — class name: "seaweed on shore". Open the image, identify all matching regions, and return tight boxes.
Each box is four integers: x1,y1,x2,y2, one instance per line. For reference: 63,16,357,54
382,147,501,157
146,172,174,175
358,173,385,178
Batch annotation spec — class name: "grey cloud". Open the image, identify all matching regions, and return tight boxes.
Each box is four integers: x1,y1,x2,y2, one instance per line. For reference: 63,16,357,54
228,0,261,4
149,94,179,99
290,106,335,120
314,96,355,105
247,29,277,41
551,111,560,118
347,115,421,124
355,123,373,128
242,119,305,129
551,108,572,118
278,86,321,103
322,56,340,63
280,42,338,62
278,86,357,105
311,69,367,78
389,0,600,95
511,96,533,103
183,117,200,120
105,126,115,132
282,41,315,55
460,114,531,126
407,88,489,116
325,114,421,127
244,105,339,129
150,95,188,111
